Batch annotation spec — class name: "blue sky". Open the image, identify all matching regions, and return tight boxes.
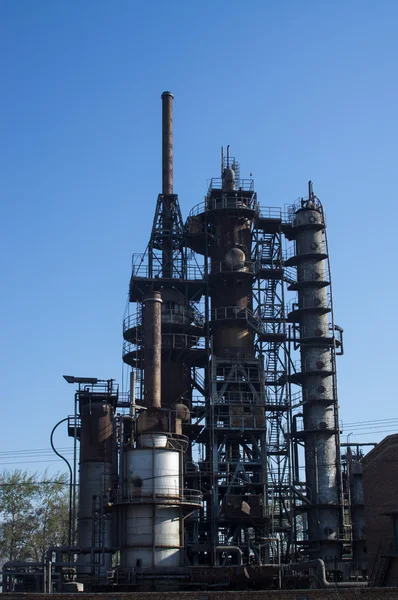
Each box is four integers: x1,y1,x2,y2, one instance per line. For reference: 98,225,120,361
1,0,397,472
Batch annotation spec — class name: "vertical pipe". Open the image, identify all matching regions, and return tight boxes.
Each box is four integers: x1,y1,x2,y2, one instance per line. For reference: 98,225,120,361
161,91,173,196
143,291,163,408
129,370,136,417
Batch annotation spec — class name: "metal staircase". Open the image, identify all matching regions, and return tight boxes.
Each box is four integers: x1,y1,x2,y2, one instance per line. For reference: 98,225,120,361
370,540,394,587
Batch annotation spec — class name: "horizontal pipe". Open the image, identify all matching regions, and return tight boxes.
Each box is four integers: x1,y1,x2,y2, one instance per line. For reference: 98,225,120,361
287,559,368,588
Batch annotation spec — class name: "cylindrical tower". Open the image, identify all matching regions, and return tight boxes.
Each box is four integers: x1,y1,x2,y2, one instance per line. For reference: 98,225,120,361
77,388,114,579
187,151,270,564
118,432,200,569
287,184,342,564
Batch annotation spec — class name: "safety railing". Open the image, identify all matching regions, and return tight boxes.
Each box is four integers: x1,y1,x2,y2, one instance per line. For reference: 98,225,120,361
67,415,81,437
212,365,261,383
189,191,258,217
123,308,205,333
210,260,257,275
285,269,330,287
214,408,265,430
114,487,202,506
191,395,206,405
284,266,297,284
290,390,303,406
131,262,204,281
123,313,141,332
264,395,289,408
123,334,205,356
293,324,335,340
161,334,206,350
286,292,331,314
211,305,264,329
258,206,285,220
284,242,327,262
285,196,325,223
213,391,264,405
207,177,255,193
290,356,334,376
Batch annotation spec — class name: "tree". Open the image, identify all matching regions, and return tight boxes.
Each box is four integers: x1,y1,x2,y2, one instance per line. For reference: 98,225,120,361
0,470,69,566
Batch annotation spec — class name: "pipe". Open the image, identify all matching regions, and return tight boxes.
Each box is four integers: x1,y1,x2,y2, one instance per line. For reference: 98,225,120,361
50,418,73,548
161,91,173,195
287,559,368,588
143,291,163,408
47,560,52,593
215,546,243,566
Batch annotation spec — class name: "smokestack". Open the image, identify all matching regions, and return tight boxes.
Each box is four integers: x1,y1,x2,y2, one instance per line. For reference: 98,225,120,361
143,291,162,409
161,91,173,195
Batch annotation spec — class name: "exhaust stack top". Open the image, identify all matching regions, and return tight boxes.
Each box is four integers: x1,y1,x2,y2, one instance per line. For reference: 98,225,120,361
161,91,174,195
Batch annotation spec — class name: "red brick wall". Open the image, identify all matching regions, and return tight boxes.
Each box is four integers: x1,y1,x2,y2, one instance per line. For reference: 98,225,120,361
362,435,398,580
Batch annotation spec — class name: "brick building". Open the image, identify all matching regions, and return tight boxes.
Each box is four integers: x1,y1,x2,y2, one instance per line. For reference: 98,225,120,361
363,434,398,586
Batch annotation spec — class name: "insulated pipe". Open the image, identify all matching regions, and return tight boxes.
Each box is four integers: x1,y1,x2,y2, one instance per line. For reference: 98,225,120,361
143,291,163,408
287,560,368,588
161,91,173,195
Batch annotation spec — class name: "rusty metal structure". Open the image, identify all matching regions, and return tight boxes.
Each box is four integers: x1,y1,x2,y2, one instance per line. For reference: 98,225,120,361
2,92,370,593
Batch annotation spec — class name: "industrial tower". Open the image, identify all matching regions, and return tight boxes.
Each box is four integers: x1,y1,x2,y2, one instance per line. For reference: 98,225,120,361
3,91,366,594
121,92,348,579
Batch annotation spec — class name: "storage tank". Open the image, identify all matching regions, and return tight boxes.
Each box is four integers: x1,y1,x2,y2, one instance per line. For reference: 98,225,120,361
119,433,198,569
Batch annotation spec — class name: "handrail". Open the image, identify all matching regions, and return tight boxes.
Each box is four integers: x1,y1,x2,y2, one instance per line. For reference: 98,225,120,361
214,391,264,405
286,292,331,314
258,207,285,220
131,262,204,280
123,334,206,356
210,261,257,275
124,308,205,333
211,366,261,383
189,192,258,217
286,196,325,219
210,305,285,336
294,324,335,340
290,356,334,376
114,487,203,506
284,266,297,284
284,242,327,261
207,177,255,194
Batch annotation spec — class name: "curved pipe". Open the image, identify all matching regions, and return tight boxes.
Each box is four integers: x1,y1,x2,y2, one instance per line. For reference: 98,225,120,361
216,545,243,566
50,418,73,548
287,559,368,588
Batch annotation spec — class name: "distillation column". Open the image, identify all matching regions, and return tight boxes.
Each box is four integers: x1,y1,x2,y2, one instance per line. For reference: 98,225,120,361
187,152,268,563
287,186,342,564
77,388,114,579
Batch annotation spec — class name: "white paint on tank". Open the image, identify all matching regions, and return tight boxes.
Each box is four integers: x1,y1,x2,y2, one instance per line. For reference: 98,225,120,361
122,445,182,568
126,448,179,495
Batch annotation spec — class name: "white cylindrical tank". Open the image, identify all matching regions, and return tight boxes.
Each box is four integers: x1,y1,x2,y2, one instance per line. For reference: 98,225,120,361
120,434,182,568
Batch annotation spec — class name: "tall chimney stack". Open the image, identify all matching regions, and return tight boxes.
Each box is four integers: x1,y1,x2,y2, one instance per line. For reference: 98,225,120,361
143,291,162,409
161,91,173,196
